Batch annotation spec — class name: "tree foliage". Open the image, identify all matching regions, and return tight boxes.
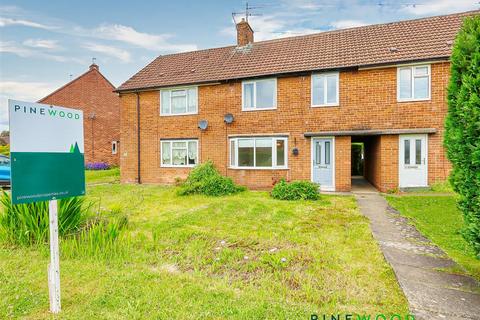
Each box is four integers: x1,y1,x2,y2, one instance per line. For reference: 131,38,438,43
444,15,480,257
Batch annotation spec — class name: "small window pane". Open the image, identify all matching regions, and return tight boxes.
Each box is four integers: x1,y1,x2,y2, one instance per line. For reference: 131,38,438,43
415,139,422,165
415,66,428,76
399,68,412,99
230,140,236,166
172,148,187,166
171,90,187,114
238,139,254,167
315,142,321,165
187,88,197,113
414,76,428,99
312,75,325,105
173,141,186,148
243,83,254,108
326,75,337,104
162,142,171,165
188,141,197,165
255,138,272,167
256,80,275,109
325,141,331,165
161,91,170,114
276,139,285,166
404,140,410,165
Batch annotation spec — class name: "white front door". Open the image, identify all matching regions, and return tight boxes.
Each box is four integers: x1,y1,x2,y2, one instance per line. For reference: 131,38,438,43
399,134,428,188
312,138,335,191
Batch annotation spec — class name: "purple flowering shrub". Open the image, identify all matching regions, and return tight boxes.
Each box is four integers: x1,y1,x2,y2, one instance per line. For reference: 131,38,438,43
85,162,110,170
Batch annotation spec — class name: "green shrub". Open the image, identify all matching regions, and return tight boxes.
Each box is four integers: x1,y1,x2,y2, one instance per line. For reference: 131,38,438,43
271,179,320,200
444,16,480,257
0,145,9,156
177,161,245,196
0,192,89,245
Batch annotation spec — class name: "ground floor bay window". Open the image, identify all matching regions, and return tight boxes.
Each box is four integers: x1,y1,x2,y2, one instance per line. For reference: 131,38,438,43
230,137,287,169
161,139,198,167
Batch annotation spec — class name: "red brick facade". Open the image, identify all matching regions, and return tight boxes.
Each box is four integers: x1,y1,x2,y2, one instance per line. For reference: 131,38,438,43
40,64,120,166
119,62,451,192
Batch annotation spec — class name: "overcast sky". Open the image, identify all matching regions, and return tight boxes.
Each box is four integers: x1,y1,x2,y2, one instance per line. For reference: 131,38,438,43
0,0,479,131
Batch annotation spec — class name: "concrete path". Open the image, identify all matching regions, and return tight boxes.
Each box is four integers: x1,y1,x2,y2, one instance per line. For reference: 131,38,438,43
354,190,480,320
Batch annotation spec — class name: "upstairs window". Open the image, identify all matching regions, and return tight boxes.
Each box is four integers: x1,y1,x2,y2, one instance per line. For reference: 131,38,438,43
397,65,430,101
312,72,339,107
161,139,198,167
160,86,198,115
230,137,287,169
242,79,277,110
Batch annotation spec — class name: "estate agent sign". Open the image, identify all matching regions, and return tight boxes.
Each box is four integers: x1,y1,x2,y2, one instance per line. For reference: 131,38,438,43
9,100,85,204
9,99,86,314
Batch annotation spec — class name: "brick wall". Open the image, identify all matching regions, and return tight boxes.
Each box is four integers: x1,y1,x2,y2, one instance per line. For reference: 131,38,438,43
40,65,120,166
119,62,451,190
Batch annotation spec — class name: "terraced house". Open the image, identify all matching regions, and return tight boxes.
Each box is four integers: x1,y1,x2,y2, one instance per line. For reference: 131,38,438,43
117,10,478,192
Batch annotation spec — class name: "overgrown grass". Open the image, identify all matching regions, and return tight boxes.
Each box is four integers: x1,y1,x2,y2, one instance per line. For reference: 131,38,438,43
386,195,480,281
85,167,120,185
0,184,408,318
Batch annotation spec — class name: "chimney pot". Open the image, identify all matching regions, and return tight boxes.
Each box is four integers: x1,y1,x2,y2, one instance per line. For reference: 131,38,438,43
236,19,254,47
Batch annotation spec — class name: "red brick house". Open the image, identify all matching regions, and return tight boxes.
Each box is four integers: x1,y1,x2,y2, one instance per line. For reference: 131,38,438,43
116,11,478,192
40,63,120,166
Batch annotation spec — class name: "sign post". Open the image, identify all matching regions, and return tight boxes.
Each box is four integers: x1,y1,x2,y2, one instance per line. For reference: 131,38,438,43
9,100,85,314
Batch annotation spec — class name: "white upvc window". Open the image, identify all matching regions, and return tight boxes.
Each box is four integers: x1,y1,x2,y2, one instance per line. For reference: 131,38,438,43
242,78,277,111
397,65,431,101
160,86,198,115
230,136,287,169
161,139,198,167
311,72,339,107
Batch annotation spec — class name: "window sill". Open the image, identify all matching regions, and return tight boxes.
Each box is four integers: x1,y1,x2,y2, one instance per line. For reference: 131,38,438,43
228,166,289,170
397,98,431,103
161,165,196,168
311,104,340,108
241,107,277,112
160,112,198,117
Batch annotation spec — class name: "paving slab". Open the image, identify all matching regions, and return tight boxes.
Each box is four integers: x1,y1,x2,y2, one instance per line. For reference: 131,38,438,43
354,191,480,320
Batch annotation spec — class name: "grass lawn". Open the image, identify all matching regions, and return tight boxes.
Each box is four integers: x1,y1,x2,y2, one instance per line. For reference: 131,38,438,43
1,185,408,319
386,195,480,281
85,168,120,185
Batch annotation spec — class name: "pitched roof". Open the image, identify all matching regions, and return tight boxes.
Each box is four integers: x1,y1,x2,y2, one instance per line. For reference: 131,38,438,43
39,64,116,102
117,10,479,92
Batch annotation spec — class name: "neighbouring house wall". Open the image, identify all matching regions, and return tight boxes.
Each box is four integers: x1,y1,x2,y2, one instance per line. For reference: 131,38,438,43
40,66,120,166
119,62,451,190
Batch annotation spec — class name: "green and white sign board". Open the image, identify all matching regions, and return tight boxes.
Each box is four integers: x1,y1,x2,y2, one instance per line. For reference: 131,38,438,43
9,100,86,204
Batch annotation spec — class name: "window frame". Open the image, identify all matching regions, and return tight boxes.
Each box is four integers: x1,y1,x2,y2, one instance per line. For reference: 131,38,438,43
160,139,199,168
229,136,288,170
397,64,431,102
311,72,340,107
241,78,278,111
160,86,198,116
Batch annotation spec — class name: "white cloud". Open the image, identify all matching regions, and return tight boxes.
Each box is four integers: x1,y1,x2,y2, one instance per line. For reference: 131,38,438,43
0,41,84,64
82,42,131,62
330,19,368,30
403,0,478,15
91,23,197,52
0,17,54,29
23,39,60,50
0,81,61,130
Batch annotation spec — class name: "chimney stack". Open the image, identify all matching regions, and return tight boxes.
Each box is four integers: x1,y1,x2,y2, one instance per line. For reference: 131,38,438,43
236,18,254,47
